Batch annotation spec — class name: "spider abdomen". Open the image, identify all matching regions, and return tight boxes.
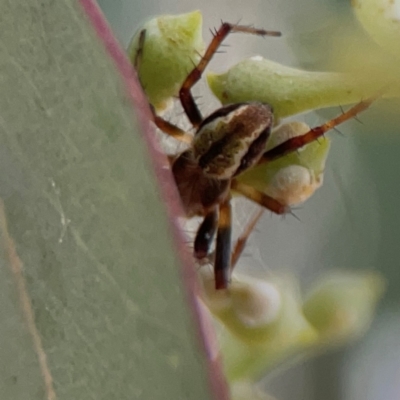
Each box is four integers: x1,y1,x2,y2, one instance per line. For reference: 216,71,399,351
193,102,273,179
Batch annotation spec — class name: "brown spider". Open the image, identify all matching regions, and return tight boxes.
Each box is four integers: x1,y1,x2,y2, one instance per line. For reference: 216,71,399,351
135,22,376,290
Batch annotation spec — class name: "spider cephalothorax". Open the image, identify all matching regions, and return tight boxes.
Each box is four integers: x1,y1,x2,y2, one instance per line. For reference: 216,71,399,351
172,102,275,216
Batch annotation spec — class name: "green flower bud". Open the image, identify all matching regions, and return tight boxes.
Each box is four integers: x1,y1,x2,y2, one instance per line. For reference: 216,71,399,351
237,122,330,206
128,11,205,112
303,271,385,344
231,381,276,400
202,273,317,381
200,270,317,347
207,56,399,120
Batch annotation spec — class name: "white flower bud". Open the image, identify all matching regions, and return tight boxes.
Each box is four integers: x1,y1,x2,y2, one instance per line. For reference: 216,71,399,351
229,280,281,327
266,164,322,206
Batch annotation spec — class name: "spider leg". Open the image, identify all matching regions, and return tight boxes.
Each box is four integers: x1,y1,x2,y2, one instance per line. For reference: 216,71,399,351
133,29,147,70
179,23,281,129
231,180,288,215
152,111,193,144
194,208,218,259
260,96,377,164
231,208,264,269
214,198,232,290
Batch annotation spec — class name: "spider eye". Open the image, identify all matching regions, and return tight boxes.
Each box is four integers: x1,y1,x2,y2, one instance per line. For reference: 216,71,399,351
193,102,273,179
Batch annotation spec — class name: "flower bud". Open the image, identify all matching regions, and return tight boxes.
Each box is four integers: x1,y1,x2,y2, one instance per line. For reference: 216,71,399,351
236,122,330,206
128,11,205,112
231,381,277,400
207,56,395,120
200,270,317,347
303,271,385,344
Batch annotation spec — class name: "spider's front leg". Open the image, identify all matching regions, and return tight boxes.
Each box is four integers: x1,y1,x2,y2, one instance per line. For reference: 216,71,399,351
194,205,263,289
212,186,286,289
214,198,232,290
193,203,232,290
179,23,281,129
194,209,218,259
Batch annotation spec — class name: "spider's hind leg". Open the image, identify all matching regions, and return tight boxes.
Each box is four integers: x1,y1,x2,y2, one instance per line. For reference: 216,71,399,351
231,180,288,215
231,208,264,270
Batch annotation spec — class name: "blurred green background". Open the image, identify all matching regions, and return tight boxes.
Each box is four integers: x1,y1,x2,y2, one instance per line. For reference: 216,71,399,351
97,0,400,399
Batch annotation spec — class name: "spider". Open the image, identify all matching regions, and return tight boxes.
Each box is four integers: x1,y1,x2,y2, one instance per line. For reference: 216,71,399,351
134,21,376,290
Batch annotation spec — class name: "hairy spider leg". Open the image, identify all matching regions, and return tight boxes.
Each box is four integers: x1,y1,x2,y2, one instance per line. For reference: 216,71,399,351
231,208,264,269
152,113,193,144
134,29,193,144
230,180,289,215
179,23,281,128
212,185,282,288
260,96,378,164
214,199,233,289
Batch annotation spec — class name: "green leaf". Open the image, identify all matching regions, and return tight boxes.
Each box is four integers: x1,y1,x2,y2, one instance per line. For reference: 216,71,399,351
0,1,222,399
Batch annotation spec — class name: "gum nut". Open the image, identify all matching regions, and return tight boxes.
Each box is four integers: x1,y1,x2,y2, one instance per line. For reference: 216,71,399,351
128,11,204,111
206,57,375,119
